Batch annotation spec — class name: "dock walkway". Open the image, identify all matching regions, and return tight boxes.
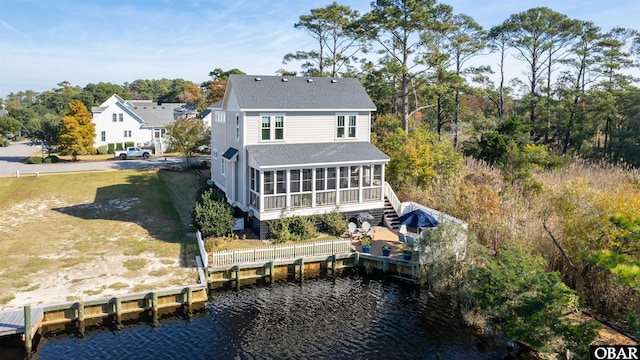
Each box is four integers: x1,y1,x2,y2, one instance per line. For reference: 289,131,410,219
0,305,43,338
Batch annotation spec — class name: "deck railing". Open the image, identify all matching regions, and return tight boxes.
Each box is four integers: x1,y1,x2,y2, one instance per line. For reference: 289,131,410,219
211,239,351,266
384,181,402,216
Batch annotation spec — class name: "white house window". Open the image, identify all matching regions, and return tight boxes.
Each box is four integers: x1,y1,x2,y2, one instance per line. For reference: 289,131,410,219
260,115,285,141
221,159,227,177
112,114,117,122
101,131,106,142
212,148,218,159
235,114,240,141
215,112,226,123
119,113,124,122
124,130,132,137
336,114,356,139
264,171,274,195
154,129,165,139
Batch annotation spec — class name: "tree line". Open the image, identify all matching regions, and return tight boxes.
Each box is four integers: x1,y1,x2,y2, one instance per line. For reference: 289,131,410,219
2,1,640,353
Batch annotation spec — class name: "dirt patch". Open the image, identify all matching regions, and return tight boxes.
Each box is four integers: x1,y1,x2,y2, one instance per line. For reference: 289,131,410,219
0,171,199,310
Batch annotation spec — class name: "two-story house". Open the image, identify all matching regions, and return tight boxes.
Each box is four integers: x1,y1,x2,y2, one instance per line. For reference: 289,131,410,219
92,94,197,153
209,75,390,239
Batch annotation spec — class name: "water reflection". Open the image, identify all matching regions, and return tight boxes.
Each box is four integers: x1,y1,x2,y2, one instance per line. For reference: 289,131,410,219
33,275,513,360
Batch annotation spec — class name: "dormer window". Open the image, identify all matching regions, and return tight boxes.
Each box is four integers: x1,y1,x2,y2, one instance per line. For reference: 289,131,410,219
260,114,285,141
336,114,357,139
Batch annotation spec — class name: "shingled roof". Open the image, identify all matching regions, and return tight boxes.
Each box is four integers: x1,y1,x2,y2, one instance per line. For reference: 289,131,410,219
227,75,376,111
246,142,389,168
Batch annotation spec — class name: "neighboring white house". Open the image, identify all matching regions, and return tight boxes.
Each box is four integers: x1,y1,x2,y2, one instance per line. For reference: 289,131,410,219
209,75,390,239
91,94,197,153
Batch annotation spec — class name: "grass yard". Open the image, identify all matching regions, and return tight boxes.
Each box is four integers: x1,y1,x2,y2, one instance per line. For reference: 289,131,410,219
0,169,203,309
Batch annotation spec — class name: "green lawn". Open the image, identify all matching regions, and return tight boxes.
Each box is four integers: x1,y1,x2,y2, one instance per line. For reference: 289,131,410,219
0,169,203,306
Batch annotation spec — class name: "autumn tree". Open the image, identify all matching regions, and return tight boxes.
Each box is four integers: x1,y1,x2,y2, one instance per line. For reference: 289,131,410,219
58,100,96,161
165,117,209,166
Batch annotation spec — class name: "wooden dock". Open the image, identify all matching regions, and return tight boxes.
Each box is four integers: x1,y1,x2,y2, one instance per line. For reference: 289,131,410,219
0,305,43,337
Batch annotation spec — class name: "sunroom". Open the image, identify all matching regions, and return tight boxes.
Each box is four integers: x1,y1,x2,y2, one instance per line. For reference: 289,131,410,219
245,142,389,221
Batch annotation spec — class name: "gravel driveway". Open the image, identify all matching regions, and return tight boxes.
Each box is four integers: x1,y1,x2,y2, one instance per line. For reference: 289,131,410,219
0,140,206,176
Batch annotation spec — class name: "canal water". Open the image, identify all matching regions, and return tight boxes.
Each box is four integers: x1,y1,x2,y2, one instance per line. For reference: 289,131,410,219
32,275,514,360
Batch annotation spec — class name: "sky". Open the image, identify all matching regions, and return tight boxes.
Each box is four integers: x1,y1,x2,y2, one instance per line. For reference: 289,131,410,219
0,0,638,99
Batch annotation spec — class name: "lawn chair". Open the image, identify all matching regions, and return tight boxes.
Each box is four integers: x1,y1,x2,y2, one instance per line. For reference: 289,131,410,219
399,224,407,234
348,222,360,240
361,221,372,236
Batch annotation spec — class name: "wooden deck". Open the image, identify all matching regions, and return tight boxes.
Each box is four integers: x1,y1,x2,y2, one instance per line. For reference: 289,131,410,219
0,306,43,338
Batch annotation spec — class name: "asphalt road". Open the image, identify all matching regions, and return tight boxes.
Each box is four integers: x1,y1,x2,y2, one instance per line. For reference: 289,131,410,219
0,140,207,176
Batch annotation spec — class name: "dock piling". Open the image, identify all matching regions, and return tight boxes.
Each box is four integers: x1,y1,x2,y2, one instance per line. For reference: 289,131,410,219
24,304,31,356
77,301,85,337
152,292,159,327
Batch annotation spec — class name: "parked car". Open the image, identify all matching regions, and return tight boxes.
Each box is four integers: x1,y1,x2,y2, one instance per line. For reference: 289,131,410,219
114,147,151,160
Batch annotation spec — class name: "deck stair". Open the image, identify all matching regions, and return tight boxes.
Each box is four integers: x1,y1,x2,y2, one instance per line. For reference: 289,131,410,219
383,197,400,230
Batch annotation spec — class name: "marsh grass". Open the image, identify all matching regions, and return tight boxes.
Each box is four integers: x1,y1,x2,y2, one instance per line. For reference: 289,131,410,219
108,282,130,290
123,259,147,271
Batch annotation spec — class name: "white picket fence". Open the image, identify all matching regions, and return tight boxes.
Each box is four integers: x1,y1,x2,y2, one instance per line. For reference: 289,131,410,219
210,239,351,266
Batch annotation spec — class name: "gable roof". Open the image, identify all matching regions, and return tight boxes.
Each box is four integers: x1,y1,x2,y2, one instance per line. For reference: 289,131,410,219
226,75,376,111
246,142,389,168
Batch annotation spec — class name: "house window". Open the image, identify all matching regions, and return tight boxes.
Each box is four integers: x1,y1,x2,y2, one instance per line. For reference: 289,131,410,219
250,168,257,192
340,166,349,188
212,148,218,159
315,168,325,190
302,169,312,191
154,129,165,139
260,114,285,141
249,167,260,210
112,114,117,122
327,167,336,190
264,171,274,195
221,159,226,177
235,114,240,141
101,131,106,142
119,113,124,122
276,170,286,193
214,112,226,123
316,168,337,206
336,114,356,139
261,116,270,141
290,170,300,193
124,130,132,138
373,164,382,185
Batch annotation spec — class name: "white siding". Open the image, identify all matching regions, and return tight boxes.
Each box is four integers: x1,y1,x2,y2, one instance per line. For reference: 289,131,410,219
210,111,227,190
242,111,371,146
93,106,149,148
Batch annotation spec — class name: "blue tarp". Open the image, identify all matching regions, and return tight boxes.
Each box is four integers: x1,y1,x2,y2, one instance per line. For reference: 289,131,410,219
397,209,439,228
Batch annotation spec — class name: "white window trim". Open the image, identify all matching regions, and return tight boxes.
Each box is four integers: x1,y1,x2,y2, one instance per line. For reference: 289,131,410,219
335,113,357,140
259,113,286,142
212,148,218,159
221,158,227,177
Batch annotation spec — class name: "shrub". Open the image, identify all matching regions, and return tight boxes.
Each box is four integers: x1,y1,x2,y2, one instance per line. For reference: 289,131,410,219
320,208,348,236
125,141,134,148
1,139,9,147
116,143,124,151
467,248,597,356
192,188,235,237
107,143,115,154
26,156,42,164
43,155,59,163
269,212,320,243
96,145,109,154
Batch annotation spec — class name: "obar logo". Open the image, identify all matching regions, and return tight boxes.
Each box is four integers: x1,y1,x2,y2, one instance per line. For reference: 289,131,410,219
591,346,640,360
